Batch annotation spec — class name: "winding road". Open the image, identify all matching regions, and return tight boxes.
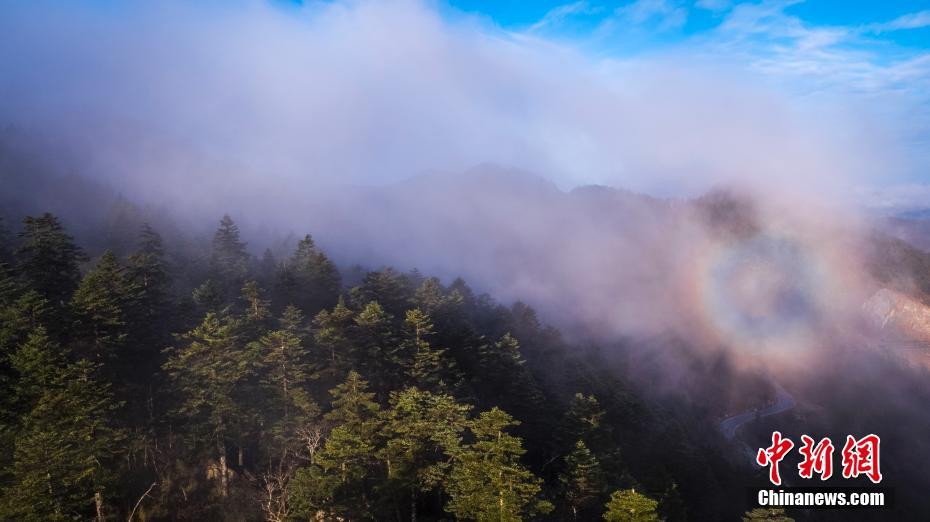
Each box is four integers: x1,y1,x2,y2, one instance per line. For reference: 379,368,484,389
719,381,796,440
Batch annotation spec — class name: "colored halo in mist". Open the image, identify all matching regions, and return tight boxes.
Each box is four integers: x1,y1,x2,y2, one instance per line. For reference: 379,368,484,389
699,235,823,352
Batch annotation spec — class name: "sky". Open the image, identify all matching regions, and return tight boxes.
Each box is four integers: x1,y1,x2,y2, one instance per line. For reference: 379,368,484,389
444,0,930,181
1,0,929,209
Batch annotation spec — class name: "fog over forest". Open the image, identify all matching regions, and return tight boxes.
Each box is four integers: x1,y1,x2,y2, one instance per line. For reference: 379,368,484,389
2,1,930,521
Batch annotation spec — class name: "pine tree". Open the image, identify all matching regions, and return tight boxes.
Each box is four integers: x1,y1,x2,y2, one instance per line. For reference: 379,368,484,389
209,215,250,298
192,279,224,312
474,334,547,444
70,251,132,364
560,440,605,520
413,277,446,314
125,223,170,326
239,280,271,336
445,407,552,521
380,388,471,521
2,330,123,521
16,213,87,308
258,248,277,286
0,217,12,265
122,225,173,416
603,489,659,522
350,268,413,317
564,393,605,442
0,285,50,361
163,312,259,498
561,392,621,479
0,284,50,440
7,327,65,413
258,306,318,453
743,507,794,521
354,301,401,393
404,308,460,394
277,235,340,316
312,297,355,375
309,371,382,518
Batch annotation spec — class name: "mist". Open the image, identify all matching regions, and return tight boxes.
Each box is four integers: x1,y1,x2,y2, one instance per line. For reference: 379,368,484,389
0,0,924,358
1,0,896,197
3,2,930,519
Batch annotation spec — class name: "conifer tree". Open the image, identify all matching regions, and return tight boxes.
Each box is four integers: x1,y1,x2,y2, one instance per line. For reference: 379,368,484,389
279,235,341,316
603,489,659,522
308,371,382,518
0,282,50,439
70,251,132,364
16,213,86,308
380,388,471,521
2,329,123,521
209,215,250,298
413,277,446,314
560,439,605,520
445,407,552,521
354,301,401,393
312,297,355,375
239,280,271,337
163,312,259,498
258,306,318,453
742,507,794,521
350,268,413,316
0,217,12,265
125,223,170,325
474,334,547,444
192,279,224,312
0,284,49,361
404,308,460,394
564,393,606,442
258,248,277,286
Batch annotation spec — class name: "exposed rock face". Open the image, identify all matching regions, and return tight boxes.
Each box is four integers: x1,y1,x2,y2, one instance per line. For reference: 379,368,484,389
864,288,930,338
863,288,930,367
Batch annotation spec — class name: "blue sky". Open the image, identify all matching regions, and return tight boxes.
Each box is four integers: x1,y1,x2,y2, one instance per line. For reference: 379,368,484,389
446,1,930,48
440,1,930,191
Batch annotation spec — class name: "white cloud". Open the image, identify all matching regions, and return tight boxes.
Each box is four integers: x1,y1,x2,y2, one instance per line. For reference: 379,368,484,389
529,1,599,32
0,0,918,207
694,0,732,13
867,10,930,33
614,0,688,30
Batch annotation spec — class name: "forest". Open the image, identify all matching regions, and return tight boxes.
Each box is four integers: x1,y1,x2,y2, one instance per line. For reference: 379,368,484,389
0,210,803,521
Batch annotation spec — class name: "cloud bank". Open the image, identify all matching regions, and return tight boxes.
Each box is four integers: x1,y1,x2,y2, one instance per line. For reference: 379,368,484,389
0,0,907,212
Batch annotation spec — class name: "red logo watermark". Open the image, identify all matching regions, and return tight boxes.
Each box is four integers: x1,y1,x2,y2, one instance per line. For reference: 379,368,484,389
756,432,881,485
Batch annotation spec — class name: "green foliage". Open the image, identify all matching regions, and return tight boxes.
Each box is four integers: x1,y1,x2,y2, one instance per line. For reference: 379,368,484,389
1,330,123,521
380,387,471,516
445,407,552,521
312,296,355,374
560,440,605,519
162,312,260,498
210,215,250,298
350,268,413,316
257,305,317,451
0,210,779,520
239,280,271,336
124,223,171,343
16,213,87,308
354,301,402,392
277,234,341,316
404,308,460,393
603,489,660,522
743,507,795,521
295,371,382,518
69,251,132,363
192,278,224,312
